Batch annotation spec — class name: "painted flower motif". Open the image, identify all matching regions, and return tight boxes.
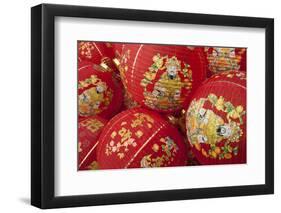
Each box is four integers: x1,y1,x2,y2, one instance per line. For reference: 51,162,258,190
140,136,179,168
144,72,156,81
140,155,152,168
111,131,117,139
215,96,225,111
135,130,143,138
152,144,159,152
79,42,95,59
152,54,165,69
104,118,146,159
109,140,114,146
227,105,245,122
131,113,154,128
117,153,125,159
236,105,244,113
79,118,105,133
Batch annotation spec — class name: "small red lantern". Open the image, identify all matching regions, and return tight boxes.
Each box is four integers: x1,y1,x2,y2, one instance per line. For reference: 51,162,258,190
117,44,207,113
78,116,107,170
96,108,188,169
78,63,123,119
204,47,246,76
185,71,246,165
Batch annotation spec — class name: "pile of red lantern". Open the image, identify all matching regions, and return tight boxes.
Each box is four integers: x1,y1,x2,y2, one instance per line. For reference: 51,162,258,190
77,41,247,170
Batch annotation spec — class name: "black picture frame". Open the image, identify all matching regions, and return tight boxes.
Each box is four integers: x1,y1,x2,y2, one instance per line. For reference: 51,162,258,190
31,3,274,209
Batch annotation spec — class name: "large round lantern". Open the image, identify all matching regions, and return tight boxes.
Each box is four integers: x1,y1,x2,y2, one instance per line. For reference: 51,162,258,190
78,63,123,119
96,108,188,169
117,44,207,113
185,70,246,165
78,116,107,170
204,47,246,76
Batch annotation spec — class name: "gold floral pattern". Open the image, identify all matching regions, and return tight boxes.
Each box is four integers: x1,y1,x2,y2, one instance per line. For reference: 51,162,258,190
105,128,137,159
186,93,245,160
79,42,95,59
141,54,193,110
131,113,154,128
105,113,154,159
140,136,179,168
78,75,113,116
79,118,105,133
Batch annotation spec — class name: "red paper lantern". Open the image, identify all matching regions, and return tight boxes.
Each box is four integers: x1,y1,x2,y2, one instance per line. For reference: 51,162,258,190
96,108,188,169
78,116,107,170
204,47,246,76
78,41,116,72
117,44,207,113
78,63,123,119
185,71,246,165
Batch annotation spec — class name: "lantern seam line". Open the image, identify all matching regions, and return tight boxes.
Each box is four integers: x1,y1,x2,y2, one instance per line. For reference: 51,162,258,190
92,42,103,57
79,140,100,169
130,45,143,87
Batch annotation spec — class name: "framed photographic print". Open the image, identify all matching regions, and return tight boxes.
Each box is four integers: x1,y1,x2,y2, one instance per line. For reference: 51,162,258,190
31,3,274,209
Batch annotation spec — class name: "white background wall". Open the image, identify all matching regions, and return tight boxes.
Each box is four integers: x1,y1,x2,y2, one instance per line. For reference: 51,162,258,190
0,0,279,212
